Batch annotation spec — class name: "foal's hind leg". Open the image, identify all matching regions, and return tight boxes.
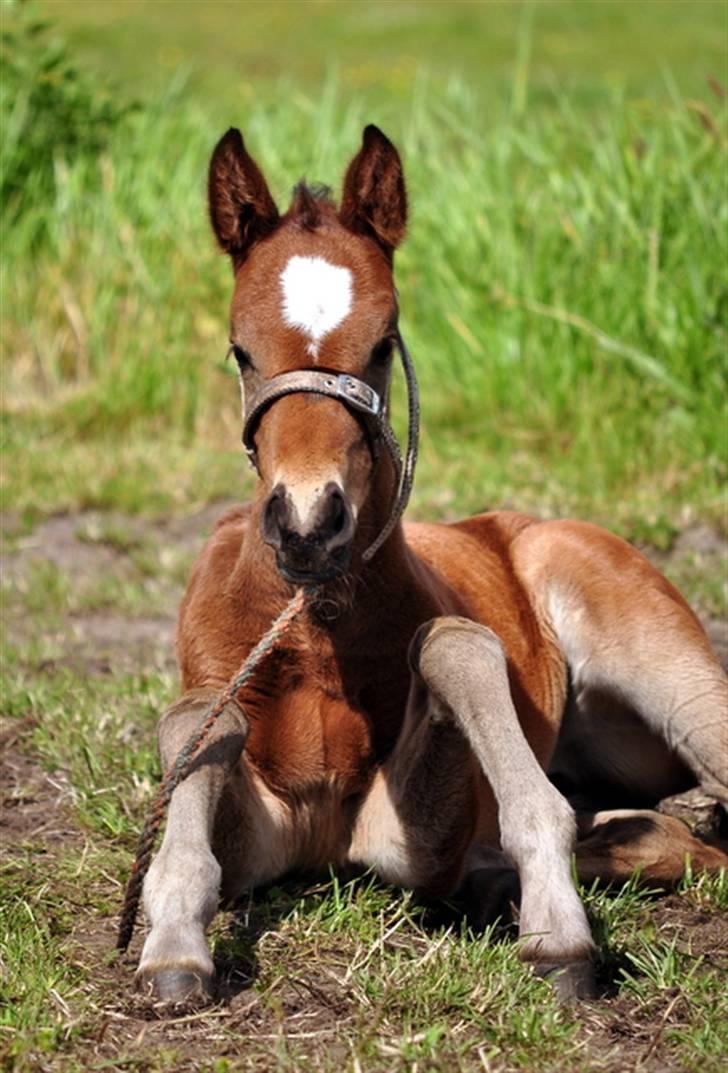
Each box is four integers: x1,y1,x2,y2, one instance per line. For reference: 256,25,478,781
514,521,728,886
350,617,596,999
574,809,728,885
515,521,728,807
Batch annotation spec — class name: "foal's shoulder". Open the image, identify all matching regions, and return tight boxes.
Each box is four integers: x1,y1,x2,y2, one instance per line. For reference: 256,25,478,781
184,503,252,595
211,502,253,534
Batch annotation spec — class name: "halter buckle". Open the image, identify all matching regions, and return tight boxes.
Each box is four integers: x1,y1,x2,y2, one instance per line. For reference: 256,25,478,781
334,374,381,416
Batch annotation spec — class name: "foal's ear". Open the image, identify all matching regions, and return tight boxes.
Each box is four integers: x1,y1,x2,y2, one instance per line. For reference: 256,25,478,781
339,125,407,257
208,128,279,266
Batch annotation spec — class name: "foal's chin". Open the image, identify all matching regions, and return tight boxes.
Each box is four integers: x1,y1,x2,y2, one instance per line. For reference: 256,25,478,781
275,548,352,588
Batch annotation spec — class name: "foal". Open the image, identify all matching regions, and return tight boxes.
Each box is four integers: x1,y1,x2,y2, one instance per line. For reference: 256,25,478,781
136,125,728,1003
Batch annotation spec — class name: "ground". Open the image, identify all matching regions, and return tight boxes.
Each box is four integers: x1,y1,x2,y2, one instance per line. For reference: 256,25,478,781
2,506,727,1073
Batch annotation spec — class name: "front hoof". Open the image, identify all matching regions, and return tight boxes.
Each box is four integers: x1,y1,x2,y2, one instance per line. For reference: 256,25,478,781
533,960,597,1003
136,965,215,1005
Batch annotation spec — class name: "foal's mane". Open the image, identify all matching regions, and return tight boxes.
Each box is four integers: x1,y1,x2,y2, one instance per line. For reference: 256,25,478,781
290,181,335,231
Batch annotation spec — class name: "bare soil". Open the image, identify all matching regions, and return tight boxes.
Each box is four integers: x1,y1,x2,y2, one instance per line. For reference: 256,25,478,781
0,720,78,847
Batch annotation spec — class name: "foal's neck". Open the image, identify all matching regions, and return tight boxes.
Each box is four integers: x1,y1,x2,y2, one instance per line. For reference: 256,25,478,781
234,499,425,650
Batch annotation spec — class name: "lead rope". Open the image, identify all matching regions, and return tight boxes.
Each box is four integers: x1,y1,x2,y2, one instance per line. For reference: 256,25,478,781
362,331,420,562
115,587,308,954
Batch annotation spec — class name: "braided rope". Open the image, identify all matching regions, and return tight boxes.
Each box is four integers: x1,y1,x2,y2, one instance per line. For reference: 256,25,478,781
362,331,420,562
115,587,308,953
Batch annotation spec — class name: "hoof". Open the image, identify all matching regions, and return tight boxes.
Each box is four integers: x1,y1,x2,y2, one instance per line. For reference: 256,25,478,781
533,960,597,1002
136,966,215,1005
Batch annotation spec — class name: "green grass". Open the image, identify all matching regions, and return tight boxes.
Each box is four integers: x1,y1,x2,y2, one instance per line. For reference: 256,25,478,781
2,719,727,1073
2,1,727,542
41,0,728,107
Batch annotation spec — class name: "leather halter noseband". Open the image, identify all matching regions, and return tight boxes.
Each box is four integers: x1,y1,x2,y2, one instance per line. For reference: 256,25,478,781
242,331,420,563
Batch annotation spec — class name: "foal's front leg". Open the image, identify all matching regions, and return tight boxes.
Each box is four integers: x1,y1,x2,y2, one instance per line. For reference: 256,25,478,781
417,619,596,995
136,691,247,1002
351,617,595,999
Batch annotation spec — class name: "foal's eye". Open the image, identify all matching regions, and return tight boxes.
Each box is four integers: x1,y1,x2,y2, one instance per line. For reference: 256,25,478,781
228,343,253,371
371,337,395,365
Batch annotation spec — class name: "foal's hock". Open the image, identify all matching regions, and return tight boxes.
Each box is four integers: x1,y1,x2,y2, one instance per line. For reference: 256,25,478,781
131,124,728,1006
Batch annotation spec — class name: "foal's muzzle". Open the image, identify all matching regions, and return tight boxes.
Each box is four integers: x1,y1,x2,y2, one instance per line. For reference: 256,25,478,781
262,482,356,583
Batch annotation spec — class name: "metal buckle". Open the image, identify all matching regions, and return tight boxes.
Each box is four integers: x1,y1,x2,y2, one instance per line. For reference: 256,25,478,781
335,374,381,416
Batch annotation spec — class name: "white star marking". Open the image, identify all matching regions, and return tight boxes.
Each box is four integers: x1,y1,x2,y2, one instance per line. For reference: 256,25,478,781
280,255,353,357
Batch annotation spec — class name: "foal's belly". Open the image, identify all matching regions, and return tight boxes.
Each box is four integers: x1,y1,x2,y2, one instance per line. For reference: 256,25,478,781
216,758,359,900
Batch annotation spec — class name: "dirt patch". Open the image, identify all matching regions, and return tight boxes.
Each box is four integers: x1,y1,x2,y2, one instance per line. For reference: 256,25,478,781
574,893,728,1072
0,721,78,847
1,502,236,675
66,612,176,672
83,951,351,1073
577,992,681,1073
651,894,728,964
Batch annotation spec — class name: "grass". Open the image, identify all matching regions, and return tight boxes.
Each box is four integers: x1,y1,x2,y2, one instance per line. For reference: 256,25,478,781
40,0,728,106
2,741,727,1073
2,2,727,545
2,3,727,1071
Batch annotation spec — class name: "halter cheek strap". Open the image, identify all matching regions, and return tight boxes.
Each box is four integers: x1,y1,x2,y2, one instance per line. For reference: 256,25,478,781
241,331,420,563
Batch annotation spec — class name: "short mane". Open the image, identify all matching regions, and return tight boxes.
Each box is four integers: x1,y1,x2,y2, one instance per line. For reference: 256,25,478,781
290,181,334,230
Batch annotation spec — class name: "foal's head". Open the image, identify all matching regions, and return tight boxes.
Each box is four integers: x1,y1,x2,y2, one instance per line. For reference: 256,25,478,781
209,125,408,584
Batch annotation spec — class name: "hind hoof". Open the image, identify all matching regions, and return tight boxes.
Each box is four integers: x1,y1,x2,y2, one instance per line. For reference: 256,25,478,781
136,966,215,1005
533,960,597,1002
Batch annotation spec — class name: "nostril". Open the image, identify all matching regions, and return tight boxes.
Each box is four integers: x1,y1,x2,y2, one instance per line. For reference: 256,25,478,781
323,486,355,553
329,491,346,537
261,485,288,550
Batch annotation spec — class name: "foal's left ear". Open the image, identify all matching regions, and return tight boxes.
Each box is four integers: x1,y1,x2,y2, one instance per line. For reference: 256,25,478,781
208,128,279,267
339,125,407,257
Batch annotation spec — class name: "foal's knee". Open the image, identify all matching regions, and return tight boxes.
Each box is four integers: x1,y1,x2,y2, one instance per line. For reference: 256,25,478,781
409,616,506,702
157,691,248,770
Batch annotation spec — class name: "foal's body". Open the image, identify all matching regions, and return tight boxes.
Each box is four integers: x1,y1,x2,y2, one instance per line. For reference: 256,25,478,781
137,126,727,1003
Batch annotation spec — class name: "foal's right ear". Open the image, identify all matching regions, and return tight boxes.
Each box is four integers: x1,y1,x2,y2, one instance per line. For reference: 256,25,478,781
208,128,279,267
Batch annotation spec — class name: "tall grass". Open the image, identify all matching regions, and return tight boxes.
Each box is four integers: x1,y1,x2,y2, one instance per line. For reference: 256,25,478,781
2,12,726,540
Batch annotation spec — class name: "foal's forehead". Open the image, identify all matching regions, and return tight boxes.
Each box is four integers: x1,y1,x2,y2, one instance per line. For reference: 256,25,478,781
231,222,396,363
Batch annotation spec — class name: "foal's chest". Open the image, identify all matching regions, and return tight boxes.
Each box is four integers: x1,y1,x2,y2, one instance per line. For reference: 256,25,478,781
242,651,405,800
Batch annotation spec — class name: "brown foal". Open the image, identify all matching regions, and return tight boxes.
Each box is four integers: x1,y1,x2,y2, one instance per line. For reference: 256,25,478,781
135,125,728,1004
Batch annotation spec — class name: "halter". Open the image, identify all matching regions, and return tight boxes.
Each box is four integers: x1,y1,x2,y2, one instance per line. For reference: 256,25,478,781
242,331,420,563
